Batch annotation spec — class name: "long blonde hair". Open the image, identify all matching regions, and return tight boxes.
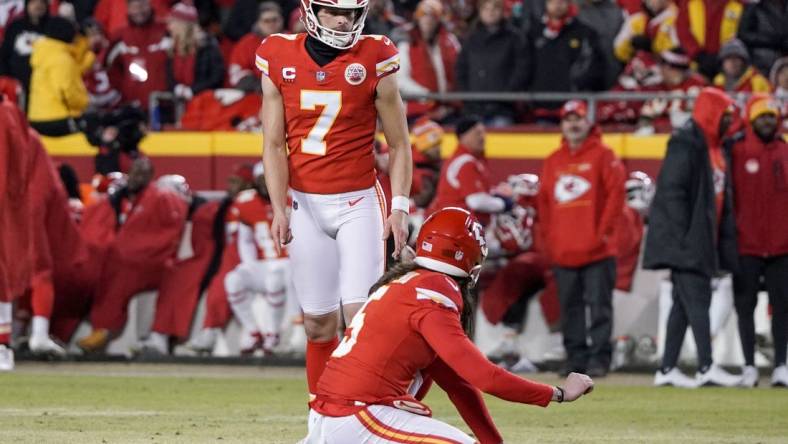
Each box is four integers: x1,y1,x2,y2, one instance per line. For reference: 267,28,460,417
170,21,199,56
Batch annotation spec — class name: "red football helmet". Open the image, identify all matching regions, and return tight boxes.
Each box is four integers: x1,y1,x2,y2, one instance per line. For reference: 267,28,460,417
415,207,488,283
300,0,369,49
491,207,534,255
156,174,191,201
625,171,654,214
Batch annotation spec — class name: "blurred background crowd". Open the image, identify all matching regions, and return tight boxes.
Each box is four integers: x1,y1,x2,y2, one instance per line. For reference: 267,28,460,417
0,0,787,387
0,0,787,134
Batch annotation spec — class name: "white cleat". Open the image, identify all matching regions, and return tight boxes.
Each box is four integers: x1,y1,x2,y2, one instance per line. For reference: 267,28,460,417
771,365,788,387
0,345,14,371
138,332,169,355
186,328,219,354
239,329,263,355
508,356,538,373
29,335,67,357
697,364,741,387
262,333,280,355
740,365,759,388
654,368,698,388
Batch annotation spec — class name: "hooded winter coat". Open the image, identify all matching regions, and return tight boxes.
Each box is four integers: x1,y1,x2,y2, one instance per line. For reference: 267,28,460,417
0,0,49,94
731,97,788,258
643,88,739,277
28,36,89,122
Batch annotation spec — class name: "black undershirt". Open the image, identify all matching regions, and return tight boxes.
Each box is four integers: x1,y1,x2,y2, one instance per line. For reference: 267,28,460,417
305,35,343,67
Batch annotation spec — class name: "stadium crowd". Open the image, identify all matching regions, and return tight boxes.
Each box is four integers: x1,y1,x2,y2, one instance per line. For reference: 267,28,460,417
0,0,787,132
0,0,787,392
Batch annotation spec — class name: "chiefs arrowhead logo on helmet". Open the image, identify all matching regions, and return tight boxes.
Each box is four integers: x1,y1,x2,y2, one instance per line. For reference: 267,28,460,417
415,207,488,285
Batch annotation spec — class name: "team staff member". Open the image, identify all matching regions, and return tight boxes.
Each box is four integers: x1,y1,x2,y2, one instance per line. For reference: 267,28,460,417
308,208,594,443
645,87,741,388
538,100,625,378
731,95,788,388
428,117,510,222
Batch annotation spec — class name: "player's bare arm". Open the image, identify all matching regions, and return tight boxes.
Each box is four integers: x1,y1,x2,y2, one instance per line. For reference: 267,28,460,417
375,72,412,258
261,73,292,253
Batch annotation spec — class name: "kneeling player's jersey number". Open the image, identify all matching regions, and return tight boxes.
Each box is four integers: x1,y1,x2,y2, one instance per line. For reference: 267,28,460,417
300,90,342,156
331,272,419,358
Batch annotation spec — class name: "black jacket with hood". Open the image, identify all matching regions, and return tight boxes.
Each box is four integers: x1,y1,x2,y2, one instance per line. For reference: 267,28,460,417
643,88,739,277
0,0,50,94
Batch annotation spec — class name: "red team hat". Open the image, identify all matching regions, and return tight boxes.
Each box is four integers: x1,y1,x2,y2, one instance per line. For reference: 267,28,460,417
168,2,199,23
560,100,588,119
414,207,488,282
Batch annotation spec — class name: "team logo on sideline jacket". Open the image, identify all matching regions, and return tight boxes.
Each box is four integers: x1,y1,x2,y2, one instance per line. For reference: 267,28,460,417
554,174,591,203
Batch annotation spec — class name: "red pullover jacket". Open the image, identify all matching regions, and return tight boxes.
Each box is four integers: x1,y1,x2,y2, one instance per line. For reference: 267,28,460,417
538,126,626,267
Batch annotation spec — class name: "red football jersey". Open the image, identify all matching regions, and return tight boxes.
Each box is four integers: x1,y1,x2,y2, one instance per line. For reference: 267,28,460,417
231,189,287,260
228,32,262,86
428,144,492,222
255,33,400,194
314,269,553,417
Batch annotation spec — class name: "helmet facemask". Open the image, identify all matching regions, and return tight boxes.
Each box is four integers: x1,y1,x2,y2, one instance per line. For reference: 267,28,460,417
301,0,368,50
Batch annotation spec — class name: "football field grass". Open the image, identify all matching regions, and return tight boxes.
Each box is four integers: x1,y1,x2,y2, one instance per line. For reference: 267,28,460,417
1,363,787,443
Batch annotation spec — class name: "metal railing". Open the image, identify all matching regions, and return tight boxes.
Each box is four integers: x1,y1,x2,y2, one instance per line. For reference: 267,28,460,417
146,90,785,130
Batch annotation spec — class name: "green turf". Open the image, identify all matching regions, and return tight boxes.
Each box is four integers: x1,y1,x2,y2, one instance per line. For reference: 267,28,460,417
1,368,787,443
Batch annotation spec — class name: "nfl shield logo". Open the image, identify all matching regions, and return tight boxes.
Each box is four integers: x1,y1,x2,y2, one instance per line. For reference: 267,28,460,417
316,71,326,82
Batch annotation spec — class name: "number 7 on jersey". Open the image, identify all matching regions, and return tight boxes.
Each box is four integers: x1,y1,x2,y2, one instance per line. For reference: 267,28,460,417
300,90,342,156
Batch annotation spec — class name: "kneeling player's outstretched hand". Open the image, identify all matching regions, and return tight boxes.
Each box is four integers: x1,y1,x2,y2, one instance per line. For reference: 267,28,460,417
563,372,594,402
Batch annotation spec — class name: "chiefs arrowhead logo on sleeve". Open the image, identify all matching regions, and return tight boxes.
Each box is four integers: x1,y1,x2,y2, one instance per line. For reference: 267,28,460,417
554,174,591,203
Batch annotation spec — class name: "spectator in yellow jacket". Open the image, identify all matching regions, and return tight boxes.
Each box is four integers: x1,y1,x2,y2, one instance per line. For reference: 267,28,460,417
712,38,772,94
28,17,89,136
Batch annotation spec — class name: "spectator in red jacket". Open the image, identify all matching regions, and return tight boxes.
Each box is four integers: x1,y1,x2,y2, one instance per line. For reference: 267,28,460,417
674,0,744,79
94,0,171,38
165,2,224,102
731,95,788,388
395,0,460,121
538,100,626,377
106,0,170,108
227,2,284,92
639,47,707,132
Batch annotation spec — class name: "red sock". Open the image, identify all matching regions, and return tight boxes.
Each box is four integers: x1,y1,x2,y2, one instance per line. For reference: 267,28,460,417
0,301,11,345
306,336,339,395
31,275,55,319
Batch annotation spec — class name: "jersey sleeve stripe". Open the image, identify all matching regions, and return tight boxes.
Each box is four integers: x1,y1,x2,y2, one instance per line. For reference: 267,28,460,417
376,54,400,77
255,55,269,76
415,288,458,312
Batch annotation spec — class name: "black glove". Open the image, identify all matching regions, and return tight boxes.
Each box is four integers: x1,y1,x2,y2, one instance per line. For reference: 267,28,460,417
696,51,720,79
494,194,515,213
630,35,652,53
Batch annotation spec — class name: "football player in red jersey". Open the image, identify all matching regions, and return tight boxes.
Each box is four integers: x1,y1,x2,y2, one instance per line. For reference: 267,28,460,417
224,163,292,355
306,208,594,443
258,0,412,396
